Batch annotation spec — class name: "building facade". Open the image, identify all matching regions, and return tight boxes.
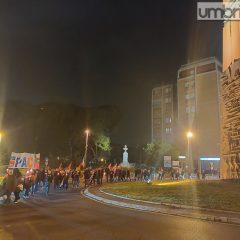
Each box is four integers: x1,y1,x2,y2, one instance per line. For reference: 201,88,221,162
177,57,222,171
220,0,240,179
220,60,240,179
151,85,174,144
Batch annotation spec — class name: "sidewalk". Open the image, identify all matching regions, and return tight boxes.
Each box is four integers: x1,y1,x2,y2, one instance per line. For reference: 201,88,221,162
83,186,240,225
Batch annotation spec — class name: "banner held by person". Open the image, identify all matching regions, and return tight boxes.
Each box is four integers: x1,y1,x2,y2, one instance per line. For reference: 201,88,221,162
8,152,40,169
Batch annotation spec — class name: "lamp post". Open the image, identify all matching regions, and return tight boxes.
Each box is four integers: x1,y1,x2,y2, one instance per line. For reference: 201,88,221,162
0,133,2,165
83,129,90,167
187,131,193,175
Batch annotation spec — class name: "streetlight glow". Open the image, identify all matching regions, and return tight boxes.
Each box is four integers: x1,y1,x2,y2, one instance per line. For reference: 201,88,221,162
187,131,193,139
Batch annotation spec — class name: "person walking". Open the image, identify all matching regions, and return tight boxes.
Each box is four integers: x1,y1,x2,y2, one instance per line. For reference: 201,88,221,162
62,171,69,191
44,169,53,196
13,168,23,203
24,171,32,199
1,169,18,204
84,168,91,188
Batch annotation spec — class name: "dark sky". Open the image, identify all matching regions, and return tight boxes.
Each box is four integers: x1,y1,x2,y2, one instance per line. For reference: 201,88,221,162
0,0,222,146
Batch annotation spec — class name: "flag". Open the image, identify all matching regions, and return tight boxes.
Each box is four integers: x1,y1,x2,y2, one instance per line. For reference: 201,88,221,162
76,161,84,171
67,162,72,170
113,163,118,173
34,162,40,170
58,163,62,170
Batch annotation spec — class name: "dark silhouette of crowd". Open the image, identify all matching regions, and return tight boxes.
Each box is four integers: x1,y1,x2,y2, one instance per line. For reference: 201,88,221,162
0,163,193,205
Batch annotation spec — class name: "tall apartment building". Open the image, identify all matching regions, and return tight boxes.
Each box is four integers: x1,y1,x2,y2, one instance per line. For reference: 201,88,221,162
151,85,174,144
177,57,222,170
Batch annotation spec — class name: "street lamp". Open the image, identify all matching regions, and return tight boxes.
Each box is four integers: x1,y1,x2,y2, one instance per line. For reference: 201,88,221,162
83,129,90,167
187,131,193,175
0,132,2,165
187,131,193,139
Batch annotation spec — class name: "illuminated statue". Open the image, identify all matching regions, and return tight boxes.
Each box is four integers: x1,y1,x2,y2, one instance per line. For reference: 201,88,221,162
122,145,129,167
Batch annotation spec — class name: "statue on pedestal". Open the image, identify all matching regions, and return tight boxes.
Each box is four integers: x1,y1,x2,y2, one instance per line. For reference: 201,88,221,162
122,145,129,167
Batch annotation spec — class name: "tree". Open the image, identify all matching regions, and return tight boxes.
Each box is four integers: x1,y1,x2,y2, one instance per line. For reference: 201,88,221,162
143,142,180,166
95,133,111,152
2,101,120,168
90,133,111,161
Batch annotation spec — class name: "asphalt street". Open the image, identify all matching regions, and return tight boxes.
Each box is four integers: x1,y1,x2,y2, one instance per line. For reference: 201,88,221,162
0,189,240,240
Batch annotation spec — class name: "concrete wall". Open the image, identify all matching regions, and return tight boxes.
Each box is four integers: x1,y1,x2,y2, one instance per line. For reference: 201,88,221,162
220,60,240,179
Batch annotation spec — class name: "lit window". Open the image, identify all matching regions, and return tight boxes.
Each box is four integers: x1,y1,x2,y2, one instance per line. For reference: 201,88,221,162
165,88,171,94
185,93,195,100
185,81,194,88
166,128,172,134
165,97,171,103
165,117,172,123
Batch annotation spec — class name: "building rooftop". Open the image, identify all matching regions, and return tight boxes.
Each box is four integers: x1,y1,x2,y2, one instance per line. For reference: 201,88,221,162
179,57,222,71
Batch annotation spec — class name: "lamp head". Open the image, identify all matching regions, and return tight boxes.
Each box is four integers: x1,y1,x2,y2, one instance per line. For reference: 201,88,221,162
187,131,193,139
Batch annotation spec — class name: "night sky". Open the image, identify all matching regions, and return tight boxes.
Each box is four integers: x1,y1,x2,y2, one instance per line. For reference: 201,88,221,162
0,0,222,146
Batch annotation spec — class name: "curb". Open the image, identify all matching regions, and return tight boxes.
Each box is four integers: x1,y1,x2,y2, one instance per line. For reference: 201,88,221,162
99,188,240,215
83,188,240,226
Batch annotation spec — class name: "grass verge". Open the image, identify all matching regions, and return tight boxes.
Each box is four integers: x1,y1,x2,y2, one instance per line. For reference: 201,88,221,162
0,176,3,186
102,180,240,212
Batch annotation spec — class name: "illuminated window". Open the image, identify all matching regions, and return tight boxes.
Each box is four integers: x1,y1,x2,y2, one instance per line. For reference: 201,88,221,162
165,88,171,94
186,105,195,113
165,97,171,103
185,93,195,100
165,117,172,123
185,81,194,89
166,128,172,134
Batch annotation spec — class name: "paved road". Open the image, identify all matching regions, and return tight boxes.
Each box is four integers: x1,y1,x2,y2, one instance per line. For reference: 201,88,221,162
0,189,240,240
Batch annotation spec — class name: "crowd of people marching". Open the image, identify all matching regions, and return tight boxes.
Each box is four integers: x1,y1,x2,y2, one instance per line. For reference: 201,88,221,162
0,167,81,204
0,163,186,205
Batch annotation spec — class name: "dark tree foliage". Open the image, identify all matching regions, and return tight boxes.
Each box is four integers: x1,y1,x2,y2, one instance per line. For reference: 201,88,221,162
1,101,121,167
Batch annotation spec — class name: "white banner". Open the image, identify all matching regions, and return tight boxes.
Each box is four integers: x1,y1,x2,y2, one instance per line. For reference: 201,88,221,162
8,152,40,169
